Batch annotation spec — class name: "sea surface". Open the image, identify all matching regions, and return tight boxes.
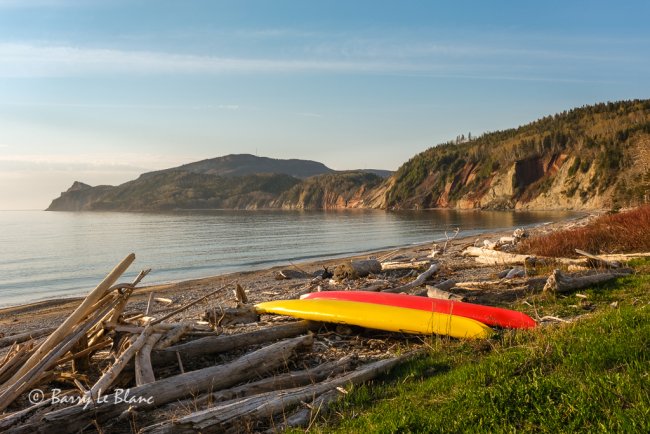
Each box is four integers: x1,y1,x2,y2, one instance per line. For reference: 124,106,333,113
0,209,577,308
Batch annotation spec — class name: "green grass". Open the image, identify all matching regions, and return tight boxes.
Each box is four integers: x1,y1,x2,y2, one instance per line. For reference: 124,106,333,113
305,262,650,433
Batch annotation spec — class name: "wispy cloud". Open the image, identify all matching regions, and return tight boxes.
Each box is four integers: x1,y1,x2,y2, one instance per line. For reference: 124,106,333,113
0,43,420,77
0,36,641,81
0,101,241,110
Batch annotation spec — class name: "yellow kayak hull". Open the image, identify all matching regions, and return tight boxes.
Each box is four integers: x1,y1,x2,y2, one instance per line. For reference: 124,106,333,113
255,299,492,339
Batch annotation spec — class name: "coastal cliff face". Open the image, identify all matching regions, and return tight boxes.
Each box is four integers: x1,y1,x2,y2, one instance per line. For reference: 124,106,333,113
47,182,115,211
47,100,650,212
385,99,650,210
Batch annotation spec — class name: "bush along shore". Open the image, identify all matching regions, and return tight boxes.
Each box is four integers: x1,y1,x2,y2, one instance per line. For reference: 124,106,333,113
0,207,648,432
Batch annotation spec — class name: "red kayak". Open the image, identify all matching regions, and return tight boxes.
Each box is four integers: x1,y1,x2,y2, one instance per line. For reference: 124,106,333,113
301,291,536,329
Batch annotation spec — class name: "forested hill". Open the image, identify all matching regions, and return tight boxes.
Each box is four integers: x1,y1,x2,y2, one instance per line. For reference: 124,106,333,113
382,99,650,210
46,156,387,211
47,100,650,212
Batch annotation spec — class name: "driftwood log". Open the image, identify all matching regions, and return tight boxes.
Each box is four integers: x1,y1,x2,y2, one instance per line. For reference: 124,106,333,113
0,328,55,349
8,334,314,434
150,320,313,368
87,325,155,400
0,342,35,385
543,269,634,294
166,355,355,412
574,249,621,268
463,247,533,265
333,259,381,280
141,352,416,434
425,285,464,301
203,305,259,327
154,323,192,350
382,263,440,293
135,332,164,386
380,260,431,271
267,389,341,432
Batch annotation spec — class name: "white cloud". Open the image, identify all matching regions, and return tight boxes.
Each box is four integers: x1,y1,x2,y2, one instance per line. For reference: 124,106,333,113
0,43,422,77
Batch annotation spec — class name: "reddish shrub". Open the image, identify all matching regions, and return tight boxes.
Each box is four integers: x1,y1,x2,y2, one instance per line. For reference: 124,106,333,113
519,205,650,257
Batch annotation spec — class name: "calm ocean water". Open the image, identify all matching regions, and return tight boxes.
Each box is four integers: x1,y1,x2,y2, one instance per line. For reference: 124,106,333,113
0,209,576,307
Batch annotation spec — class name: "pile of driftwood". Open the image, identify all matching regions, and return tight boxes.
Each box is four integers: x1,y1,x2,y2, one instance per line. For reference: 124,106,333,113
1,231,645,432
0,254,419,433
292,228,642,306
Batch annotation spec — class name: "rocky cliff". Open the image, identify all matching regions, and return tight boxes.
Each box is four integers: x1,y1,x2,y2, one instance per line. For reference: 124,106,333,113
385,99,650,210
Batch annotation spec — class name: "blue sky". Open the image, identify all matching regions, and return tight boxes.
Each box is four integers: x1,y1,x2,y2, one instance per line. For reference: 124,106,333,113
0,0,649,209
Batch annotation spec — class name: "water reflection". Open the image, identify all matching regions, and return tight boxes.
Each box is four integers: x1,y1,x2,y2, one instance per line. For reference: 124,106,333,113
0,209,577,307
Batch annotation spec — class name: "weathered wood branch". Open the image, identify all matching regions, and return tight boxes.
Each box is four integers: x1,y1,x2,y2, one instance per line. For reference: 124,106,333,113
267,389,341,433
150,282,229,325
135,332,164,386
166,355,355,412
87,326,155,400
380,260,431,271
0,343,35,385
10,334,314,433
425,285,464,301
596,252,650,261
575,249,620,268
0,296,120,412
463,247,533,265
234,284,248,304
333,259,381,280
141,352,416,434
151,320,313,368
0,328,56,349
1,254,134,402
543,269,634,294
203,305,259,327
105,268,151,329
154,323,192,350
382,263,440,293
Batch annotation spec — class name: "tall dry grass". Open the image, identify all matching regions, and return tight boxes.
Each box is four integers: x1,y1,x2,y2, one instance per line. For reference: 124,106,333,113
519,205,650,257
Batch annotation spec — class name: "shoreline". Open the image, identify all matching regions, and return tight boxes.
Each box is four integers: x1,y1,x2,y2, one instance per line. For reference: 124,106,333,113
0,211,588,312
0,212,595,337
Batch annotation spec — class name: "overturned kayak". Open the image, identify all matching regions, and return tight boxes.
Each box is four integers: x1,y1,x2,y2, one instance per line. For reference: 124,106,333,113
301,291,536,329
255,298,492,339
